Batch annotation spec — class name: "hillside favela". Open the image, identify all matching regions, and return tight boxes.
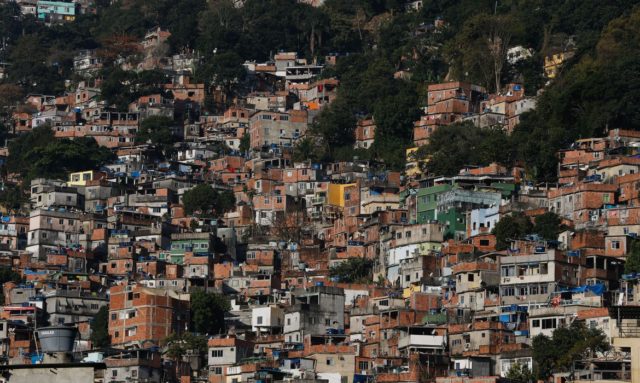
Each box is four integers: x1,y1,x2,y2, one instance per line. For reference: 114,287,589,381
1,0,640,382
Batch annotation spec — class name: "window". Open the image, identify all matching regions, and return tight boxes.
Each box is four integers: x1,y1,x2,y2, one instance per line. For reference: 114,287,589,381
502,266,515,277
287,318,291,325
359,361,369,371
211,349,223,358
213,367,223,375
541,318,557,329
480,239,490,246
532,320,540,327
612,241,621,249
468,274,475,282
540,263,548,274
326,358,334,366
131,370,137,378
112,370,117,377
257,316,263,325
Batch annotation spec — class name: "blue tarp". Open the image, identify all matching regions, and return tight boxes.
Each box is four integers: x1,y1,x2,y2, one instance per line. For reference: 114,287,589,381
564,283,606,295
354,375,373,383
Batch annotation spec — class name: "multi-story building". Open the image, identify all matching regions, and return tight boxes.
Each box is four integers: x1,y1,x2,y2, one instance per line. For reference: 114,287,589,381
284,286,345,343
108,283,190,348
26,208,84,258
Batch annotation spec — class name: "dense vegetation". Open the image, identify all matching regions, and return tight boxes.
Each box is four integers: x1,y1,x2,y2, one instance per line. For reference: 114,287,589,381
6,126,115,181
1,0,639,177
90,306,111,348
329,257,374,283
190,289,231,335
182,184,236,216
492,211,564,250
532,322,610,379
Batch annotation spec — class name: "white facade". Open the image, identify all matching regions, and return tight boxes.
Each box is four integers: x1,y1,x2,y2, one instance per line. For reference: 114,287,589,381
251,306,284,332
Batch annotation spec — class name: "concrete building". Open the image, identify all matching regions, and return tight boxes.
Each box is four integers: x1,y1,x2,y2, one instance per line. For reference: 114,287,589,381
284,286,345,343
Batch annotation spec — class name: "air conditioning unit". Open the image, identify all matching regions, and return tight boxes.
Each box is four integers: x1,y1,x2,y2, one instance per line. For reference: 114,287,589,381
464,343,471,350
504,278,510,283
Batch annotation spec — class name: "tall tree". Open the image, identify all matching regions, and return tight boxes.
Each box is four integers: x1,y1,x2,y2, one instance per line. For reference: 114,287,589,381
532,322,609,379
90,306,111,348
190,289,230,335
492,212,534,250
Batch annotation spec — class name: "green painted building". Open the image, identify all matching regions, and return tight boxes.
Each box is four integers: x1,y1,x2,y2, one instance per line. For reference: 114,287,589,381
416,184,453,223
169,232,215,265
412,182,515,239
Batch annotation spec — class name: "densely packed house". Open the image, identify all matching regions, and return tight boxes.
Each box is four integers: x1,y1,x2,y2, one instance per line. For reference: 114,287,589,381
0,7,637,383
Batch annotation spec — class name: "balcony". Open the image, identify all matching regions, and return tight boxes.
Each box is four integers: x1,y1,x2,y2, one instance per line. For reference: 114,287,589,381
311,196,326,205
618,323,640,338
398,334,446,350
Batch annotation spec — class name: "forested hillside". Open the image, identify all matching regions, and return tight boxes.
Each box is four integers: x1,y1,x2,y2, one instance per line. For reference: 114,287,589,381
1,0,639,179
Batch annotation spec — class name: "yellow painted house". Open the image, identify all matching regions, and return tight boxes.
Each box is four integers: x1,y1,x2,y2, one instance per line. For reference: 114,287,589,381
327,183,357,207
544,51,574,79
405,147,425,178
68,170,97,186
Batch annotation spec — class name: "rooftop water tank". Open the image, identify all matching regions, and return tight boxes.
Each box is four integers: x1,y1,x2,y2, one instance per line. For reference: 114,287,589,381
37,326,78,353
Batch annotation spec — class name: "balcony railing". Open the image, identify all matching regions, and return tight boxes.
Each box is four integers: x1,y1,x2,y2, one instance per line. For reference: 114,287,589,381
618,323,640,338
311,196,326,205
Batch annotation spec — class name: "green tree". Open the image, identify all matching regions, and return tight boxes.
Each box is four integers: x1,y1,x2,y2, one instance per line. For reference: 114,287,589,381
90,306,110,348
292,137,323,163
417,122,512,177
182,184,236,216
0,267,22,305
492,212,533,250
195,51,246,102
532,322,609,379
162,332,207,359
533,212,564,241
506,361,534,383
239,132,250,154
446,13,522,91
329,258,373,283
7,126,115,181
0,184,26,214
136,115,175,154
190,289,230,335
625,240,640,274
183,184,217,215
